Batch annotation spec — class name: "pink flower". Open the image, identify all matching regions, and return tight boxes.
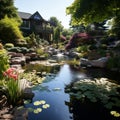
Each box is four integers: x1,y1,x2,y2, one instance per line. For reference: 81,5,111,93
3,68,18,80
9,73,18,80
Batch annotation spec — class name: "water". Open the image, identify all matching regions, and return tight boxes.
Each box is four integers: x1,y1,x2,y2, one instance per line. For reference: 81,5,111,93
25,64,74,120
24,64,120,120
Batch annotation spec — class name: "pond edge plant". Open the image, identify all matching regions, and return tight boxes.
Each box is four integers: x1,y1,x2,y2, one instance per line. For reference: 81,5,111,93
3,68,23,106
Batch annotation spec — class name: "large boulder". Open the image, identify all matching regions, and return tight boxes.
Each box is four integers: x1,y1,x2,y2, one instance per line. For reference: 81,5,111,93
10,56,26,66
19,79,34,100
80,57,109,68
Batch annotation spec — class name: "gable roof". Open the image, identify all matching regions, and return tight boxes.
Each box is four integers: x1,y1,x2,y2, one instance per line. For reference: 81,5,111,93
18,11,50,24
30,11,43,20
18,11,32,19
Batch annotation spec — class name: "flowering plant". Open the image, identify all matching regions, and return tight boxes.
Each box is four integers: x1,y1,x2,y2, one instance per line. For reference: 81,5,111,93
3,68,22,105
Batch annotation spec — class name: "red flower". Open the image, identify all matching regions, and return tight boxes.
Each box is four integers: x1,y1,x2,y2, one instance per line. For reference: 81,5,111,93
9,73,18,80
3,68,18,80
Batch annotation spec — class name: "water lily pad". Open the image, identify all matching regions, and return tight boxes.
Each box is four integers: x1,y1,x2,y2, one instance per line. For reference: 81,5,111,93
33,100,46,106
24,100,31,104
110,111,116,115
33,109,39,114
33,101,41,106
27,108,34,112
42,104,50,109
39,100,46,104
33,108,42,114
36,108,42,112
110,111,120,117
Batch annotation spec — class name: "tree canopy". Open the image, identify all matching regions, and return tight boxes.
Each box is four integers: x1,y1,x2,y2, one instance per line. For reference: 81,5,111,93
49,17,64,43
0,0,23,43
0,0,19,20
66,0,120,26
49,16,63,30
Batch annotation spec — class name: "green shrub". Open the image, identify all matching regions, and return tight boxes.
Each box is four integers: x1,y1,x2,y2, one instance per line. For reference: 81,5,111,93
4,43,14,49
7,47,21,53
76,45,89,53
36,48,44,56
0,16,23,44
107,56,120,69
25,33,37,47
20,47,29,54
16,39,27,47
0,49,9,79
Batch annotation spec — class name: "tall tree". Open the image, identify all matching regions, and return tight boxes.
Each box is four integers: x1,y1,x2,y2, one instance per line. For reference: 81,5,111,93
53,27,61,44
49,17,63,43
66,0,120,25
0,0,19,20
49,16,63,30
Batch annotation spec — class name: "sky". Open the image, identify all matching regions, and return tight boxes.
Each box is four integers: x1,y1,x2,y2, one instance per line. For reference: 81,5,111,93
14,0,74,28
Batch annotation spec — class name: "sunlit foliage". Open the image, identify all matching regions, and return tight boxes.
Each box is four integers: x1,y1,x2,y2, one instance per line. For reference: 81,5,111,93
66,0,120,26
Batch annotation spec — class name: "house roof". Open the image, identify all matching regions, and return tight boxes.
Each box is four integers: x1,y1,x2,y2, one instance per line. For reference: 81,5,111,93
18,11,46,22
30,11,43,20
18,12,32,19
18,11,51,24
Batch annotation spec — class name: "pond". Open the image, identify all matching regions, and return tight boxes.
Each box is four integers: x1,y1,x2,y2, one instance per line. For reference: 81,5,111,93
24,64,120,120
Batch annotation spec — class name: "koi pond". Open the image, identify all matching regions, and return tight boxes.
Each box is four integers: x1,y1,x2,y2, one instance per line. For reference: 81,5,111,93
23,64,120,120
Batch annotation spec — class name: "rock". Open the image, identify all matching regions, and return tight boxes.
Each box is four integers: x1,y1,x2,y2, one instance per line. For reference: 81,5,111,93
48,59,57,63
14,116,27,120
68,51,80,59
1,114,13,119
11,64,22,69
90,58,108,68
80,57,109,68
13,108,28,117
10,56,26,66
23,88,34,100
25,52,38,60
80,58,92,67
13,53,24,57
13,108,28,120
18,79,34,99
8,52,16,57
19,79,31,91
0,95,7,108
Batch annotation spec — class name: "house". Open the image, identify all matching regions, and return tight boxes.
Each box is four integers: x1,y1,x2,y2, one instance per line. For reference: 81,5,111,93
18,11,53,42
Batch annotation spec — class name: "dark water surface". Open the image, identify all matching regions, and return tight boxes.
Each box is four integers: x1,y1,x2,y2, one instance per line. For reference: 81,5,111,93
24,64,120,120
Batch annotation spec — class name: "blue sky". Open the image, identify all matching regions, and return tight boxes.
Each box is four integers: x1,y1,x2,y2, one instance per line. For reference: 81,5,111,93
14,0,74,28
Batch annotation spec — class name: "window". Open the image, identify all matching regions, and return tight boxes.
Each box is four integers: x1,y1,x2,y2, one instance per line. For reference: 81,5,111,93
34,15,40,20
21,20,30,29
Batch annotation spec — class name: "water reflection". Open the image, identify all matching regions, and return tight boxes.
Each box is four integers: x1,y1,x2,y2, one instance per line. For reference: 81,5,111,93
24,64,120,120
25,64,73,120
